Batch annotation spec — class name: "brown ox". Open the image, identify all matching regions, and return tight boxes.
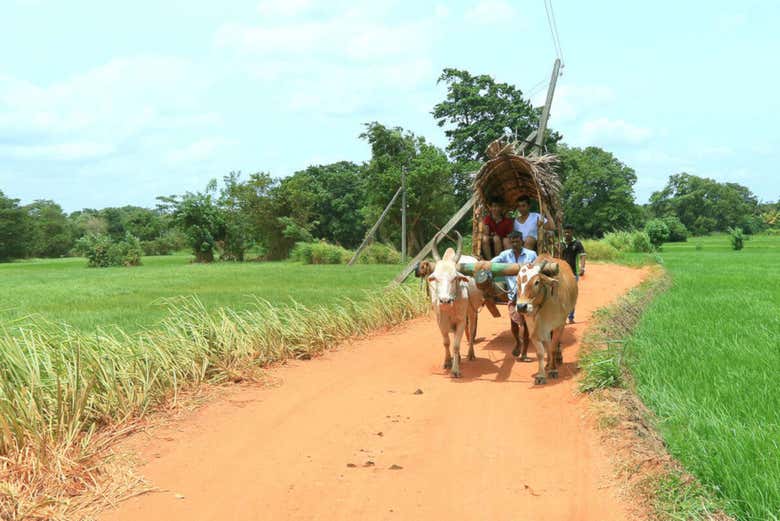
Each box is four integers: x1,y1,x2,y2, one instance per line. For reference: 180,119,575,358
515,254,578,384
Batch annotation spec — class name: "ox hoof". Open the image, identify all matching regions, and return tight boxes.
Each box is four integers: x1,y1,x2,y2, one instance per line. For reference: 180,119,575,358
451,370,462,378
549,369,559,379
443,359,452,370
512,347,520,357
534,375,546,385
520,356,532,362
468,353,476,361
555,353,563,365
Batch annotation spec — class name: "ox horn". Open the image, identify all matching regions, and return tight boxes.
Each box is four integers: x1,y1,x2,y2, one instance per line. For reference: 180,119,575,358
431,231,443,262
453,231,463,264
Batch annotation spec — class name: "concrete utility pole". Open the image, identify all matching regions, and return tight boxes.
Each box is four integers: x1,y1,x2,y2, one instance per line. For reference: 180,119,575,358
533,58,561,154
401,166,407,263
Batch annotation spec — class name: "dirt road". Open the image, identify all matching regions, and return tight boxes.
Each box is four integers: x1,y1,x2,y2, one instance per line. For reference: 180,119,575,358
101,264,647,521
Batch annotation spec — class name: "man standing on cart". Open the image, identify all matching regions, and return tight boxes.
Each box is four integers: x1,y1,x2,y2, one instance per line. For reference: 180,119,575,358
492,230,537,361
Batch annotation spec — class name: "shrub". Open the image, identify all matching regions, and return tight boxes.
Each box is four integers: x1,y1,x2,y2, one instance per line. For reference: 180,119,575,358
603,231,634,252
141,229,188,256
631,231,653,252
645,219,670,249
357,243,401,264
76,233,143,267
581,240,620,261
290,241,353,264
728,227,744,250
661,216,688,242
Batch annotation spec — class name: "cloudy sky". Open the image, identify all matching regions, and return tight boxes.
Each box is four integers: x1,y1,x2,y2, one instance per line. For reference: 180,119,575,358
2,0,778,212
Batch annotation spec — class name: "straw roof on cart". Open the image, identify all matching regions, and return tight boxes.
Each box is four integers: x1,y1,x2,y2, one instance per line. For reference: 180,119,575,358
473,140,563,224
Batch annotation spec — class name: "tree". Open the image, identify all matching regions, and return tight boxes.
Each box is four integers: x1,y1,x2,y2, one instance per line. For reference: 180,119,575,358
0,190,29,261
649,173,762,235
360,122,461,253
432,68,561,162
218,172,257,261
162,181,225,263
25,200,75,257
556,145,642,237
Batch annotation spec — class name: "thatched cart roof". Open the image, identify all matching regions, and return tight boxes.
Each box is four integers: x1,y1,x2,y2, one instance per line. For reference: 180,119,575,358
473,140,562,224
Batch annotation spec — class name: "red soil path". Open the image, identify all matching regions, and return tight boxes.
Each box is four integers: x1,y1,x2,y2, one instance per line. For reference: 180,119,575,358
101,263,647,521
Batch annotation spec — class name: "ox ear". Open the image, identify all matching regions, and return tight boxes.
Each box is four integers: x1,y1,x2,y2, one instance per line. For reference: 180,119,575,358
455,275,469,284
540,273,559,287
541,262,559,276
427,275,437,283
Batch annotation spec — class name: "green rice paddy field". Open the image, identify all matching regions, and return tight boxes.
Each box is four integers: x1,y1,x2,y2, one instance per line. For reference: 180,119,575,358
626,234,780,520
0,254,402,333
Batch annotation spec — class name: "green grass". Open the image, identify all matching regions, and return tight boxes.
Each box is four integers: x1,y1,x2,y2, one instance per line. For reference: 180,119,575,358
626,233,780,520
0,254,402,333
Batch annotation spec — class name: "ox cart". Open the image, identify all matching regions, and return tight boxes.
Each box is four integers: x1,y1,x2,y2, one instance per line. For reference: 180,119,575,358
460,139,564,309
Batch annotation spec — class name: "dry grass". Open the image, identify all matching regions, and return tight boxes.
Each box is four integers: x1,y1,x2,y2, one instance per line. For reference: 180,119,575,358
0,284,428,520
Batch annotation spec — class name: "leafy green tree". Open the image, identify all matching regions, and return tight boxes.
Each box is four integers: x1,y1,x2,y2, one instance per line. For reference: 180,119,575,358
218,172,257,261
649,173,762,235
0,190,29,261
24,200,74,257
432,68,560,162
120,206,164,242
360,122,461,253
162,182,225,263
645,219,670,249
556,145,642,237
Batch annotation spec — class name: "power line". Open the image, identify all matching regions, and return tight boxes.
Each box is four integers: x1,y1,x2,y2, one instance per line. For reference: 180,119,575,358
544,0,565,68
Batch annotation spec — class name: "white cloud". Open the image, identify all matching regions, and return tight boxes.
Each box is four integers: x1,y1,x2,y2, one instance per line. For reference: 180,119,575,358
580,117,652,145
540,84,615,124
167,137,233,163
435,4,449,18
0,142,114,161
215,6,438,118
257,0,313,17
465,0,517,25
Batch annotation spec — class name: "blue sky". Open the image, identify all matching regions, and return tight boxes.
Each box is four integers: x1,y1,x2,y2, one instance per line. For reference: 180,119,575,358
2,0,778,212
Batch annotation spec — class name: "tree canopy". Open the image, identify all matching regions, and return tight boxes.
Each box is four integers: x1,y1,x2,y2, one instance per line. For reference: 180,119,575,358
432,68,560,162
556,145,642,237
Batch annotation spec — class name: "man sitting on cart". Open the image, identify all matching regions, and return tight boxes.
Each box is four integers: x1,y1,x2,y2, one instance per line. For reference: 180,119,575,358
513,195,555,252
481,199,513,259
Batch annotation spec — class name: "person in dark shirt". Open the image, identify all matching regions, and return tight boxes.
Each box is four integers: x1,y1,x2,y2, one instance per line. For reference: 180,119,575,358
561,223,586,324
481,199,513,259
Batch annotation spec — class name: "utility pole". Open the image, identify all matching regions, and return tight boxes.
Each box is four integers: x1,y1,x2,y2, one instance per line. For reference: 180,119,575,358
401,166,407,263
533,58,561,153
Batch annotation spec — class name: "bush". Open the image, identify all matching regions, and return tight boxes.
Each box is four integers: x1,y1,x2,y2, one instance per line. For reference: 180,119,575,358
728,227,744,250
661,216,688,242
645,219,670,249
290,241,353,264
603,231,634,252
631,231,653,252
357,243,401,264
76,233,143,267
581,240,620,261
141,229,188,256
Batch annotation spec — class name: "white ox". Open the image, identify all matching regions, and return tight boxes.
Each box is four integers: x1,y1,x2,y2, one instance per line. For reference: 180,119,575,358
427,231,483,378
514,255,578,384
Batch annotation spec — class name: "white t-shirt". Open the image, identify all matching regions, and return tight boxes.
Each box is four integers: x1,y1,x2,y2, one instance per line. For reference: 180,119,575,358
513,212,545,239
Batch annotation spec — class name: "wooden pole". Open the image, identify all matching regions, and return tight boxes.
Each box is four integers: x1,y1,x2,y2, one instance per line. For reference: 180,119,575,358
401,167,407,263
348,185,403,266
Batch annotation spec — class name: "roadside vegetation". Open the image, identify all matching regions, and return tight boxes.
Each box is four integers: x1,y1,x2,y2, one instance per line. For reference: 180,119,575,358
581,233,780,520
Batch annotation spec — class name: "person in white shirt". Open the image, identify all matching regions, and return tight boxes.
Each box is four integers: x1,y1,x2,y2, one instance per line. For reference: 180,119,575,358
491,230,537,361
513,195,555,252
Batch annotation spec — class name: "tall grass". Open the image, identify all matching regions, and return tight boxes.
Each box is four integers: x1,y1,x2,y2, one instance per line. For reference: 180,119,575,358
0,284,427,518
626,234,780,520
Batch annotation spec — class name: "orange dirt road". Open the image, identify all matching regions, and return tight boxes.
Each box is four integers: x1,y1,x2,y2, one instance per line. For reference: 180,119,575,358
101,264,647,521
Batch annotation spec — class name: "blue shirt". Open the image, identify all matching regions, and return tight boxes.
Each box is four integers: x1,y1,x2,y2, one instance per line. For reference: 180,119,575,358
491,248,538,301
